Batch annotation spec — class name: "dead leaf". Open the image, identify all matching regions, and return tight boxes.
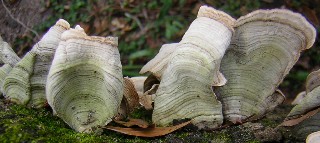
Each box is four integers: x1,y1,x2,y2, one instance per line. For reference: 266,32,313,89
114,118,150,128
139,84,158,110
115,77,140,120
123,77,140,113
139,93,154,110
104,120,191,137
281,107,320,126
129,76,147,96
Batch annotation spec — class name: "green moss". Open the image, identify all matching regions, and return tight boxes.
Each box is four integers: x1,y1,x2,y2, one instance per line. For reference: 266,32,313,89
128,107,152,123
0,101,155,142
204,131,232,143
259,118,278,128
1,99,296,142
0,98,179,142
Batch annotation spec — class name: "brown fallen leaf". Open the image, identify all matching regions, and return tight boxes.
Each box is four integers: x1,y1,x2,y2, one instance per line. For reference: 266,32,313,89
114,118,150,128
139,84,158,110
129,76,147,96
104,120,191,137
123,77,140,113
114,77,140,120
280,107,320,126
139,93,154,110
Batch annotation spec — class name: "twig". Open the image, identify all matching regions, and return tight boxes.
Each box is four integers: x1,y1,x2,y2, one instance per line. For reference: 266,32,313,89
1,0,40,39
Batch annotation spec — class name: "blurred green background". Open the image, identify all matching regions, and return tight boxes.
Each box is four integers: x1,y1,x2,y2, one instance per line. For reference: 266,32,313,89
1,0,319,99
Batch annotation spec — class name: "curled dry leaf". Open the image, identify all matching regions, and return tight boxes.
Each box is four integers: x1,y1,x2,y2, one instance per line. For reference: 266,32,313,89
127,76,155,110
281,108,320,126
46,25,123,133
139,94,154,110
3,19,70,108
129,76,147,96
284,111,320,141
114,118,150,128
116,77,140,120
140,84,158,110
215,9,316,124
143,5,235,129
104,120,191,137
123,77,140,113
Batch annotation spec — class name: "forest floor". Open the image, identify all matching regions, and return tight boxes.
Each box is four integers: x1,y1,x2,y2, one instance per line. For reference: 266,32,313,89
0,97,301,143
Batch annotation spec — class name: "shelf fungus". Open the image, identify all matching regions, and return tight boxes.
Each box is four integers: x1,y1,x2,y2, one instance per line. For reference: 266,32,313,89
215,9,316,124
141,6,235,129
0,36,20,94
307,131,320,143
0,36,20,67
279,70,320,140
282,70,320,125
46,25,123,133
3,19,70,108
282,110,320,141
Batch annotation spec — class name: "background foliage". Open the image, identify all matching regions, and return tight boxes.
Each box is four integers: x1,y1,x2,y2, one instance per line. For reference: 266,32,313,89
1,0,319,98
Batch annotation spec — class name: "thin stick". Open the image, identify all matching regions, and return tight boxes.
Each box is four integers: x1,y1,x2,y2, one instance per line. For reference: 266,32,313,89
1,0,40,39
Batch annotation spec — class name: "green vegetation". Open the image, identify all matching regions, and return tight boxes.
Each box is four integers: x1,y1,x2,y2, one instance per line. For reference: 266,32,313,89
0,101,153,142
0,99,267,142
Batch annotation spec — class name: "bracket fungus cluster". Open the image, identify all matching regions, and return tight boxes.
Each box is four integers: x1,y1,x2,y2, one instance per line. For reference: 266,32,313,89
3,19,70,108
0,5,317,135
0,36,20,93
141,6,235,129
142,6,316,129
281,70,320,139
285,70,320,121
215,9,316,124
46,25,124,133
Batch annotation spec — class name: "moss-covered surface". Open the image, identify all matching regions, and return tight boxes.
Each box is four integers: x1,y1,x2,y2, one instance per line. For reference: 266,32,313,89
0,97,305,143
